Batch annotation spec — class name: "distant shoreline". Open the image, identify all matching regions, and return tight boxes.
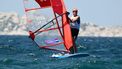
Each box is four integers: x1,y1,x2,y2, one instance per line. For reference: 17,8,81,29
0,12,122,37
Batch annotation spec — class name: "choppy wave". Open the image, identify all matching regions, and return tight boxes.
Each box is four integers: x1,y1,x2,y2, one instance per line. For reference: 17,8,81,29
0,35,122,69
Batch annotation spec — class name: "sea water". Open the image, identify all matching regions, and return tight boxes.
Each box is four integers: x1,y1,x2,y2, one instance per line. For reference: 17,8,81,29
0,35,122,69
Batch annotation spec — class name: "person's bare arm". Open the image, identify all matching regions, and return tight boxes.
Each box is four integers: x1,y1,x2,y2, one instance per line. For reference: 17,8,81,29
66,11,73,23
69,17,73,22
71,16,80,22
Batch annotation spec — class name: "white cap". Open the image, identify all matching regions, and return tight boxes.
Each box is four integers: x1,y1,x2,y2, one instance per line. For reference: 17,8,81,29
72,8,78,12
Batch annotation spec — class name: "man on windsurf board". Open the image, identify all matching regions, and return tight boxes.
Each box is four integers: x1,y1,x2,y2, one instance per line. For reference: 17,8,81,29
68,8,80,54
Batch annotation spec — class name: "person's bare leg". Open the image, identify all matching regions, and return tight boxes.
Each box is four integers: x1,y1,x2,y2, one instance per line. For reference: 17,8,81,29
74,36,77,42
73,42,77,53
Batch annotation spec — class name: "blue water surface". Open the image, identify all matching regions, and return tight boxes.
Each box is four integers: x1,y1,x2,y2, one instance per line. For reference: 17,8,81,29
0,35,122,69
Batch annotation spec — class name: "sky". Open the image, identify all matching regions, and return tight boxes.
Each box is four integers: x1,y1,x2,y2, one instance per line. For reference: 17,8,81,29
0,0,122,26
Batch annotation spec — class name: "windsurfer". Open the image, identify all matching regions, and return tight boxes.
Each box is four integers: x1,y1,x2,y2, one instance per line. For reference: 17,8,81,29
68,8,80,54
